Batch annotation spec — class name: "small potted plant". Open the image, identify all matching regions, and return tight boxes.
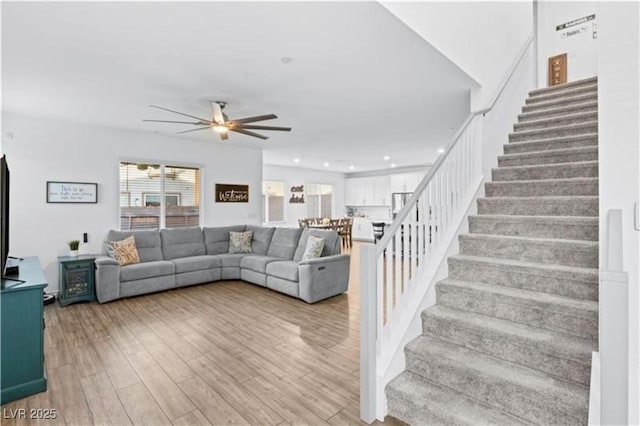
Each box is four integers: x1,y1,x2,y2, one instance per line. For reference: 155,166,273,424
68,240,80,257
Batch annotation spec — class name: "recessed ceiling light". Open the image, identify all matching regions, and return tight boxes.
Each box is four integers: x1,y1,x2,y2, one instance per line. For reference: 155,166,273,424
437,148,445,154
449,127,455,131
349,165,355,171
281,57,293,64
323,162,330,167
293,158,300,163
383,155,390,161
390,163,397,168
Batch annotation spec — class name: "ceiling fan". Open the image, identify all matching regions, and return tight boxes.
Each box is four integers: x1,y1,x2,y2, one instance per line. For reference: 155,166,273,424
143,101,291,141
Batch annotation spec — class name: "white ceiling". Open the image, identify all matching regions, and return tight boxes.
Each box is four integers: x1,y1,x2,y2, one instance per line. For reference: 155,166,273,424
2,1,477,173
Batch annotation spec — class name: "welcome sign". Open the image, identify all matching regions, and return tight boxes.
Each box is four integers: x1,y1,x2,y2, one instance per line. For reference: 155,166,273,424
215,184,249,203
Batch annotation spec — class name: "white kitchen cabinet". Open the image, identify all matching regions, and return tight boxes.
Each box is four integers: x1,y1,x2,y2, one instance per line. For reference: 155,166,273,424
390,172,424,193
345,178,358,206
345,176,390,206
372,175,390,205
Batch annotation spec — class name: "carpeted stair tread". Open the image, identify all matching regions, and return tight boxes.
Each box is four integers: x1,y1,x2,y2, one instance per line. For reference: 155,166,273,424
492,161,598,181
436,278,598,338
477,196,598,217
485,177,598,197
525,84,597,104
521,92,598,113
514,111,598,131
518,101,598,122
421,305,596,385
448,254,598,301
459,233,598,268
528,76,597,96
498,146,598,167
437,278,597,316
469,214,598,240
503,134,598,155
405,335,588,424
509,121,597,143
386,371,531,426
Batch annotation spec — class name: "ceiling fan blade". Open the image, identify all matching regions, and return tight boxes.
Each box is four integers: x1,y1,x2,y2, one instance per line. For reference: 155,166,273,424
211,102,225,124
143,119,204,125
149,105,210,123
230,128,269,140
237,124,291,132
230,114,278,124
176,126,212,134
220,132,229,141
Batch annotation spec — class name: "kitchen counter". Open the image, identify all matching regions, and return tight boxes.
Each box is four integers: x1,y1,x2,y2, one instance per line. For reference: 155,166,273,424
350,217,393,242
351,217,374,242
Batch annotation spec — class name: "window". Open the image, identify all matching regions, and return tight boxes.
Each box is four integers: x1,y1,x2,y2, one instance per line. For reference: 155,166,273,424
263,181,285,223
306,183,333,218
119,162,201,230
142,193,181,207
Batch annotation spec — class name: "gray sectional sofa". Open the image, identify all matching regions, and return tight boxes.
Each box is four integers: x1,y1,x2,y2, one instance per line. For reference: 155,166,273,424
95,225,350,304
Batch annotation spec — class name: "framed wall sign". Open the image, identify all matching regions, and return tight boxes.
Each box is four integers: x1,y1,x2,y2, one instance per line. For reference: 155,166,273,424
215,184,249,203
47,181,98,204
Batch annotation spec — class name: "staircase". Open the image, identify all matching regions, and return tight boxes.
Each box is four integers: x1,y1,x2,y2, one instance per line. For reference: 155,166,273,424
386,77,599,425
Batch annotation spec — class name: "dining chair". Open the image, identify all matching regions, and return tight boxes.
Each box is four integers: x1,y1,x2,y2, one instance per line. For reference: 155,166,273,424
338,218,353,248
298,218,309,229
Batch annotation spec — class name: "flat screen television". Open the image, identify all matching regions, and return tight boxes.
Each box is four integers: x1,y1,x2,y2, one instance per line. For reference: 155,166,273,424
1,154,9,277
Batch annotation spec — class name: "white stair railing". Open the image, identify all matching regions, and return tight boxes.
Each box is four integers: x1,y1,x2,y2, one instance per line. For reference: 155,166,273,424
359,113,484,422
360,34,534,423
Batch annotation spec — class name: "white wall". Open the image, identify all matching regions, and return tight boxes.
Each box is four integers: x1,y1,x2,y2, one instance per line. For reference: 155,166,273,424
263,164,345,228
537,1,598,87
2,112,263,293
381,1,533,110
596,2,640,423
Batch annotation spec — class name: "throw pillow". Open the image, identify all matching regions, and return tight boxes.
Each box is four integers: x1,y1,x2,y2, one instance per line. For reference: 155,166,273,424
229,231,253,254
302,235,325,260
105,236,140,266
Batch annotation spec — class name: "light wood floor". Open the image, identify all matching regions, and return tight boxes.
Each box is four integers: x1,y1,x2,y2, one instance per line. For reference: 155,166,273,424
2,242,397,425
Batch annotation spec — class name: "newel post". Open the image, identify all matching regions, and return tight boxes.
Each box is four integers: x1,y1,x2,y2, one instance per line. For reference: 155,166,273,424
360,243,378,423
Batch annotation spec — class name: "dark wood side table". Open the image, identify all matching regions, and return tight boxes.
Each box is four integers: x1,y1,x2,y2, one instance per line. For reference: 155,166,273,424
58,255,97,306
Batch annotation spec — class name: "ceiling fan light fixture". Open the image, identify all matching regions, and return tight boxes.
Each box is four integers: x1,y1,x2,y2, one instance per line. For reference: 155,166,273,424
212,124,228,134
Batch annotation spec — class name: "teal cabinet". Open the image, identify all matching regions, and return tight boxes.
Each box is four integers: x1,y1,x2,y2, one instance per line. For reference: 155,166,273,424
58,255,96,306
1,256,47,404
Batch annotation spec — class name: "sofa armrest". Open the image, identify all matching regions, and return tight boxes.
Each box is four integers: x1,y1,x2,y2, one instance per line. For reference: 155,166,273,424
298,254,350,303
95,256,121,303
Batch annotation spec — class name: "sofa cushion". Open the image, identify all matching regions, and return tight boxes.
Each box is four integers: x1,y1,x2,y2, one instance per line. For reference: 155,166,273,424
246,225,275,255
171,255,221,274
105,236,140,266
267,275,299,298
203,225,246,255
301,235,325,261
266,260,299,282
266,228,302,260
229,231,253,254
293,229,340,261
240,255,282,274
161,227,206,260
120,260,175,282
107,230,163,262
215,254,245,268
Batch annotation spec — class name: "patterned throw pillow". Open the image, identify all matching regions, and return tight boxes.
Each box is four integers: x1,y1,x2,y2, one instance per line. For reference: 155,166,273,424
229,231,253,254
105,236,140,266
302,235,325,260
